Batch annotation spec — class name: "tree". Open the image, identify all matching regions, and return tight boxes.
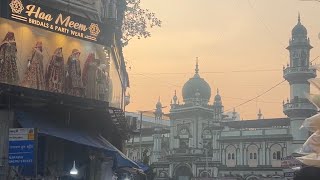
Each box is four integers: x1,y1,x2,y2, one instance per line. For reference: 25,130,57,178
121,0,162,46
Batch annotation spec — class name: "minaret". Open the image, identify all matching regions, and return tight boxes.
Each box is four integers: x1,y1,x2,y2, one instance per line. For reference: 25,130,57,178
155,97,163,121
170,90,178,109
257,109,263,120
283,14,317,153
153,98,163,163
232,108,237,120
213,89,224,120
173,90,178,105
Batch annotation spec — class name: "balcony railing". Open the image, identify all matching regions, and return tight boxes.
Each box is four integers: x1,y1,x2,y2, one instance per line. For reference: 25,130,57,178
283,102,316,112
169,148,205,155
283,66,316,76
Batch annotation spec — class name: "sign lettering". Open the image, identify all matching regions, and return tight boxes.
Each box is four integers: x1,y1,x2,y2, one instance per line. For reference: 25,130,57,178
8,128,35,166
1,0,112,46
25,5,53,21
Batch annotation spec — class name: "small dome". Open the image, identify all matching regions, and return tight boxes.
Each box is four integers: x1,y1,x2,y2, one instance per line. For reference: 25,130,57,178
182,60,211,103
214,89,221,101
173,90,178,102
292,14,307,37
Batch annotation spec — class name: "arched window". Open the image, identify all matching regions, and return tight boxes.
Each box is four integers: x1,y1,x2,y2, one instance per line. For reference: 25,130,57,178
273,152,276,160
228,153,231,160
254,153,257,159
232,153,235,160
276,151,281,160
250,153,253,159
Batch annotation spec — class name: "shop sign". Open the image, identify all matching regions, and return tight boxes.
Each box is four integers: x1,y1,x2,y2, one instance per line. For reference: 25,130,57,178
1,0,111,45
8,128,35,166
281,156,301,168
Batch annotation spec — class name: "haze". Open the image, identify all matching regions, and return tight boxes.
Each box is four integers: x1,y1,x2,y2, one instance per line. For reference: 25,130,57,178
124,0,320,119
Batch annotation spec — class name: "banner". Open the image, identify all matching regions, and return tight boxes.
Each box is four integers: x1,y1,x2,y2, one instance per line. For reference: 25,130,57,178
1,0,112,45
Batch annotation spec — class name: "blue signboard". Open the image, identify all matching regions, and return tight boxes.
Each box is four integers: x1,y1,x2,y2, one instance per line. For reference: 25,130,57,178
8,128,35,166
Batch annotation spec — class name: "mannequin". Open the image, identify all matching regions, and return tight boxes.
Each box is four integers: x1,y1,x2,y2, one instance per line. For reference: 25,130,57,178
45,47,65,93
65,49,83,96
0,32,19,85
82,53,100,99
21,41,45,90
96,64,108,101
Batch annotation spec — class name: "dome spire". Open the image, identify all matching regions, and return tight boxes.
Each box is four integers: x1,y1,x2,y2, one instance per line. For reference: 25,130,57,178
195,57,199,74
156,96,162,109
173,90,178,104
298,12,301,24
258,108,263,119
217,88,219,95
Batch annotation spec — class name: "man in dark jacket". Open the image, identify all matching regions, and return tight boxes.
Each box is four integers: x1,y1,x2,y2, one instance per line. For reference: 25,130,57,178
294,166,320,180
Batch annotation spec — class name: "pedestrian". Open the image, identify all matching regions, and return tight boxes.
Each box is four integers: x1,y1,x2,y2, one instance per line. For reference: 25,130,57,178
293,166,320,180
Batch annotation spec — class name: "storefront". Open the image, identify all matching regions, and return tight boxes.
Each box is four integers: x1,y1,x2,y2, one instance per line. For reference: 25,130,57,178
0,0,125,109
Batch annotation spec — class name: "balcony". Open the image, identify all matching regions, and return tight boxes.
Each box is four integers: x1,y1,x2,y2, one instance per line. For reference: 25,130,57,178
169,148,205,155
283,66,316,82
283,101,317,118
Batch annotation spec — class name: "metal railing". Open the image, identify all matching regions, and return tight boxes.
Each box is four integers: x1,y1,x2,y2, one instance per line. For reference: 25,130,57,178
283,66,316,75
283,102,316,111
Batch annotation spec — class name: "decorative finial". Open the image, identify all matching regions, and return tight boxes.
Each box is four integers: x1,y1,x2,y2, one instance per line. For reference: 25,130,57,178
158,96,161,102
258,108,262,119
217,88,219,95
173,90,178,104
195,57,199,74
298,12,301,23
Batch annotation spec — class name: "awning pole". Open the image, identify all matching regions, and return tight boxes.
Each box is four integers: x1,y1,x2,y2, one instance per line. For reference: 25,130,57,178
139,112,142,161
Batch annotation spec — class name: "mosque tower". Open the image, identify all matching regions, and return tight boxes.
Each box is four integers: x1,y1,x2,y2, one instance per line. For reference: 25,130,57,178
283,14,317,153
152,98,163,162
213,89,224,120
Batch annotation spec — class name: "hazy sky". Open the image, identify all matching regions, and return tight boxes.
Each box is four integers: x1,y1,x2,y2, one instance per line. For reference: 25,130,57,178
124,0,320,119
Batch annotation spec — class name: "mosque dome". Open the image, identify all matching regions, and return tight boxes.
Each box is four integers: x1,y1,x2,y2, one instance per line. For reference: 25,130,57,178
292,14,307,37
182,60,211,103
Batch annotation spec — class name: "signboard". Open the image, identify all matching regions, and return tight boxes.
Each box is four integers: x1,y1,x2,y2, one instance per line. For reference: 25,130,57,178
283,168,296,180
8,128,35,166
281,156,302,168
1,0,112,45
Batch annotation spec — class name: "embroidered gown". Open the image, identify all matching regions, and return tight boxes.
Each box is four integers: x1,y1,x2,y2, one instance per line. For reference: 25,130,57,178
82,53,99,99
21,42,45,90
96,64,108,101
45,47,65,93
65,49,83,96
0,32,19,85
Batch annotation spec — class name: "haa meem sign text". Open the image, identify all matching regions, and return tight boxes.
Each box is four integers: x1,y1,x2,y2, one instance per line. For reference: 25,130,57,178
1,0,111,45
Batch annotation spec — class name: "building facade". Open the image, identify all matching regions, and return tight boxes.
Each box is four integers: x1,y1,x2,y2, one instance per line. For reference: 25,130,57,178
125,15,316,180
0,0,137,179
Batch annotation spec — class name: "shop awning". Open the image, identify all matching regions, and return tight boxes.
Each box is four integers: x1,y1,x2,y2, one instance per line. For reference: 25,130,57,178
134,161,150,172
15,111,140,169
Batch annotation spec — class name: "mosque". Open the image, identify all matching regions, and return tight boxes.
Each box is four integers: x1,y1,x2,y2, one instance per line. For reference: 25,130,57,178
125,15,317,180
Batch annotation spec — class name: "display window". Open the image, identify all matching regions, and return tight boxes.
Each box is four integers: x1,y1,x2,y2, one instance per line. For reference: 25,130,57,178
0,0,123,108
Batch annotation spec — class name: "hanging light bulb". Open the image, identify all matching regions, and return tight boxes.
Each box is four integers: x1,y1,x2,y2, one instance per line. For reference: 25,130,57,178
70,161,78,175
